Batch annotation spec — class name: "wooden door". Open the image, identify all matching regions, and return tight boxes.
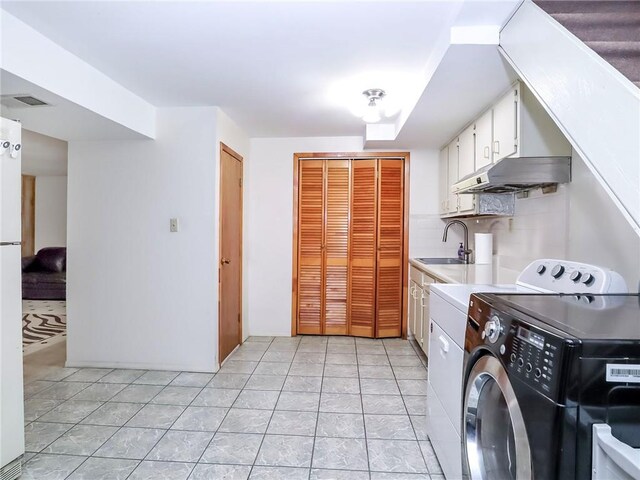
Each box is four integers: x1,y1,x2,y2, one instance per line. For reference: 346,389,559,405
323,160,350,335
219,144,243,365
21,175,35,257
348,159,377,337
297,160,324,334
376,159,404,337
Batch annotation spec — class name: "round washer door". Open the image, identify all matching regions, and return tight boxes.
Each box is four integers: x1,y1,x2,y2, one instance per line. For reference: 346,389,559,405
463,355,532,480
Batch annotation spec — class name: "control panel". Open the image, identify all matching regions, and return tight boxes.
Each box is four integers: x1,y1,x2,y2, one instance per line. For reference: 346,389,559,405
467,297,565,400
516,258,628,294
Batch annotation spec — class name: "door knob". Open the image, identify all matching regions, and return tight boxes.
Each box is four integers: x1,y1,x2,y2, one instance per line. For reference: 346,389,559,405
221,257,231,265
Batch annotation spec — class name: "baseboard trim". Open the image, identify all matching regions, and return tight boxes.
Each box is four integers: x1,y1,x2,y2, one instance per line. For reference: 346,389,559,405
65,359,219,373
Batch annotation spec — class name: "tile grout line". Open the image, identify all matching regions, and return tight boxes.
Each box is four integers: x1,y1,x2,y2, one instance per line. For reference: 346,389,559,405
355,339,372,480
306,336,328,480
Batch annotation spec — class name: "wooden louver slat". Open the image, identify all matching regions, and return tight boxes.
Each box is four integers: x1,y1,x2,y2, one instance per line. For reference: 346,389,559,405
376,159,404,338
324,160,350,335
297,160,324,334
348,159,377,338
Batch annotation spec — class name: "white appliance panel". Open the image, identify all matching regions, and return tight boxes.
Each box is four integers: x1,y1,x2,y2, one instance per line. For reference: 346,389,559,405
428,320,464,435
0,118,21,243
426,382,463,480
0,244,24,467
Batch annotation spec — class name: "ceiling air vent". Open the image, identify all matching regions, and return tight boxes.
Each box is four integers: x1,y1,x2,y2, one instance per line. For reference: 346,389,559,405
13,95,49,106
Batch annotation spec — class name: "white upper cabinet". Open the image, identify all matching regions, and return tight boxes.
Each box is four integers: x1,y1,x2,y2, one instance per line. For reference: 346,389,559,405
492,86,519,163
457,125,476,213
475,109,493,170
439,148,449,215
447,139,459,214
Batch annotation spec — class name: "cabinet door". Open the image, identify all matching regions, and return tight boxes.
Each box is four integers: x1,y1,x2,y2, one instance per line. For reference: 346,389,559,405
324,160,350,335
457,126,476,213
415,284,424,346
297,160,325,334
493,87,519,162
349,159,378,337
447,140,459,214
475,109,493,170
439,148,449,215
376,159,404,338
409,280,420,338
421,289,430,356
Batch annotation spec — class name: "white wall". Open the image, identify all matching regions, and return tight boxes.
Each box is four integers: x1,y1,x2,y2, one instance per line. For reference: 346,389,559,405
67,107,220,372
35,176,67,250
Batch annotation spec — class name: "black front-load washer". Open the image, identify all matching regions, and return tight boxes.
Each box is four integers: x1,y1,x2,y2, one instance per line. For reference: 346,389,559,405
461,293,640,480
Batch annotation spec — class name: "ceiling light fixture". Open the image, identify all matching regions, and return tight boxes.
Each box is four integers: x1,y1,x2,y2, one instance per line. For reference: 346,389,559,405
361,88,386,123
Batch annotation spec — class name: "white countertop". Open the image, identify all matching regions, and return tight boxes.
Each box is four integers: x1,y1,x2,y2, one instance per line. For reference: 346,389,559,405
409,258,521,285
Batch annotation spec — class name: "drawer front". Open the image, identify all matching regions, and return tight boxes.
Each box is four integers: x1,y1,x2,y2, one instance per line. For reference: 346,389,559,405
426,382,463,480
429,289,467,348
428,321,464,436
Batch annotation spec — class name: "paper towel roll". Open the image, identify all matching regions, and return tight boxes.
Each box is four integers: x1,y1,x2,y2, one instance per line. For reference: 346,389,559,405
475,233,493,265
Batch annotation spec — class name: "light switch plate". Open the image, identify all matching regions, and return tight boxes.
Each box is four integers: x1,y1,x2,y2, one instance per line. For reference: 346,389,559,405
170,218,179,232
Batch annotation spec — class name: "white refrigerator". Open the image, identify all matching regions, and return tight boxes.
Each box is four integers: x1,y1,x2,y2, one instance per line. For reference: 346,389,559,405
0,117,25,479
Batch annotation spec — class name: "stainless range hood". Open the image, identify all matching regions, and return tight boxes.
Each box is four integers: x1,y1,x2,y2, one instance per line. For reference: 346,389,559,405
452,156,571,194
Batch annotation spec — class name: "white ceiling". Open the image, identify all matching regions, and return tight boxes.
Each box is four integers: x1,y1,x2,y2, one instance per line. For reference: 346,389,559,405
1,0,521,145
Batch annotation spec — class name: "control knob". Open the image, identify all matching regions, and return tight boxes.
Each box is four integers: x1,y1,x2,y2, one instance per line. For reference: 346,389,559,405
551,265,565,279
581,273,595,286
570,271,582,282
483,316,502,344
536,265,546,275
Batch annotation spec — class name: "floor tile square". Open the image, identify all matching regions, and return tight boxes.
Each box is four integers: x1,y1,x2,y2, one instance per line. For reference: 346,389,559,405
319,393,362,413
110,385,164,403
80,402,144,426
326,344,356,354
34,367,79,382
370,473,430,480
231,349,266,361
94,427,165,459
245,374,286,391
255,434,313,467
150,386,201,405
362,394,406,414
218,408,272,433
219,360,258,374
356,345,386,355
133,370,180,385
208,373,250,389
62,368,113,383
357,355,390,366
43,424,118,456
310,469,370,480
21,454,86,480
293,352,326,364
358,365,394,379
70,383,127,402
253,362,291,375
327,337,354,345
233,389,279,409
360,378,400,395
419,440,443,474
129,461,194,480
288,363,324,376
411,415,428,440
247,336,274,343
298,343,328,353
192,387,241,407
66,457,138,480
37,400,103,424
365,414,416,440
126,404,185,429
250,466,310,479
23,398,62,422
367,439,427,473
189,463,251,480
262,350,295,362
323,364,358,378
97,369,146,384
322,377,360,394
24,422,72,452
388,355,423,367
170,372,214,387
397,380,428,396
171,406,227,431
32,382,92,400
267,411,317,436
283,376,322,392
317,413,365,438
403,395,427,415
23,381,57,398
393,366,428,380
384,346,416,356
312,437,368,471
146,430,213,462
200,432,262,464
276,392,320,412
325,354,357,365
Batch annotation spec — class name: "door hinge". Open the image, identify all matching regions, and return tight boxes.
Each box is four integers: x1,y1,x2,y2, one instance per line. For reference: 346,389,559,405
238,313,241,324
239,178,243,187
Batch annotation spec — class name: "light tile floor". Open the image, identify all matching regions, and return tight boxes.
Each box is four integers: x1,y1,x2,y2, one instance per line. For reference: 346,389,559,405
21,336,444,479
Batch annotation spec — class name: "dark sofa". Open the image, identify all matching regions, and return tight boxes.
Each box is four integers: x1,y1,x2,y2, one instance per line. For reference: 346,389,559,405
22,247,67,300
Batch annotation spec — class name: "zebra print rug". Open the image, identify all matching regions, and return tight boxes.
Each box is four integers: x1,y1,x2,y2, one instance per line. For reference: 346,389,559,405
22,300,67,355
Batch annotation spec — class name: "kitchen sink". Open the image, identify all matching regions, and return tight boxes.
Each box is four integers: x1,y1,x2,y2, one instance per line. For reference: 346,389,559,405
416,257,466,265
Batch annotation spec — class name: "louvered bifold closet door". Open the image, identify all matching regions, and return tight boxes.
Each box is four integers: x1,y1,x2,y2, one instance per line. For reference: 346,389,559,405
376,159,404,337
348,159,378,337
324,160,350,335
297,160,325,334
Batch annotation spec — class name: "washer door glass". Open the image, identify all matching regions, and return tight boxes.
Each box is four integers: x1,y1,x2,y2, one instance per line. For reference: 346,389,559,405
464,355,532,480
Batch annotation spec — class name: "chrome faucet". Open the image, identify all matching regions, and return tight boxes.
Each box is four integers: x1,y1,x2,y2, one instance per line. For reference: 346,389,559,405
442,220,472,264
